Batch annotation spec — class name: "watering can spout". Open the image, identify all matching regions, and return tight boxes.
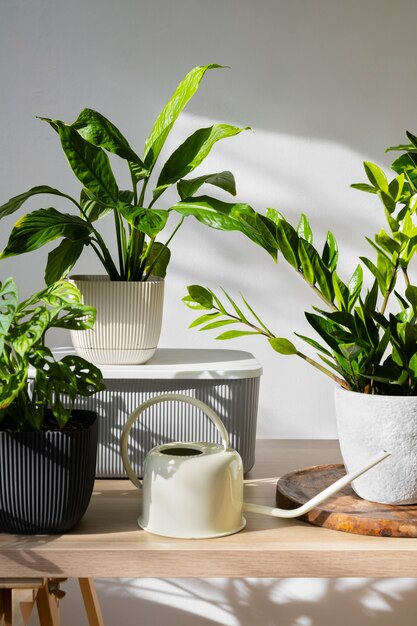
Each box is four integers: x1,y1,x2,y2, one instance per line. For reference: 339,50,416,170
243,450,390,519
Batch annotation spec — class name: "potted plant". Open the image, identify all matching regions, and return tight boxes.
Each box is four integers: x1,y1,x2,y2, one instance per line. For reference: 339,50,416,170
0,64,273,364
182,130,417,505
0,277,104,533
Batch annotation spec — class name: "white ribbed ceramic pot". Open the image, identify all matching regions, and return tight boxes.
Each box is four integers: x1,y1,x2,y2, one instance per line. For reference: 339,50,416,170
335,386,417,504
69,275,164,365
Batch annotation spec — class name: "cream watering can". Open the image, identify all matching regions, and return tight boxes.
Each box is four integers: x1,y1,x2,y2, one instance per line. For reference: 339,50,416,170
121,394,389,539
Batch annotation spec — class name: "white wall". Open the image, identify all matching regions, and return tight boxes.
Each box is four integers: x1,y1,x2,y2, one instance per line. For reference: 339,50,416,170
2,0,417,623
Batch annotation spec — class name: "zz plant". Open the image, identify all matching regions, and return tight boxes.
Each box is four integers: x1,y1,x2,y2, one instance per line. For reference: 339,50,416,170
184,131,417,395
0,278,104,430
0,64,274,283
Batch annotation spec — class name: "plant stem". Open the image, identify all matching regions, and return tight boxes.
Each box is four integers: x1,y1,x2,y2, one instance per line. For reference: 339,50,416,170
295,351,351,389
113,210,126,279
297,270,338,312
143,216,185,280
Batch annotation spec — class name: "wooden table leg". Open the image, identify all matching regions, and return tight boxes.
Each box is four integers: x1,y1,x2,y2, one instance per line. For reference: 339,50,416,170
78,579,104,626
35,583,61,626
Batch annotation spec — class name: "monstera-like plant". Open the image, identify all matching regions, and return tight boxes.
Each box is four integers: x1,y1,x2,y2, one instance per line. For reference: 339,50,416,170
0,277,104,533
183,130,417,506
0,64,272,364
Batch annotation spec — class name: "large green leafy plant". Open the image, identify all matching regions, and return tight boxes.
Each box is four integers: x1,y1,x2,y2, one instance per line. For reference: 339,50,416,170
0,278,104,430
0,64,274,283
183,132,417,395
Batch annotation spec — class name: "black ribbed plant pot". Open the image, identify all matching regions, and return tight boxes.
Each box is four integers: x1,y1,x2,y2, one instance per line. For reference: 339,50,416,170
0,410,98,534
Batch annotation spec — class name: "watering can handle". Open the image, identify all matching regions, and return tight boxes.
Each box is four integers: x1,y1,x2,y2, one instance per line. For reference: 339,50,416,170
121,393,230,490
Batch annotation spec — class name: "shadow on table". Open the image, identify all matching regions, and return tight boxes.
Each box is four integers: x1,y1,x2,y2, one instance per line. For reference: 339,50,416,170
87,577,417,626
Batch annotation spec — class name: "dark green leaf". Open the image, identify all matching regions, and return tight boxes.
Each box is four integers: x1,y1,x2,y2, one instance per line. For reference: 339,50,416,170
405,285,417,308
156,124,248,192
71,108,148,176
172,196,277,259
276,219,299,268
0,186,79,220
53,121,119,204
0,208,92,258
177,171,236,200
144,242,171,279
322,231,338,271
80,188,112,222
117,203,169,238
45,238,86,285
0,278,19,355
332,272,349,311
144,64,223,170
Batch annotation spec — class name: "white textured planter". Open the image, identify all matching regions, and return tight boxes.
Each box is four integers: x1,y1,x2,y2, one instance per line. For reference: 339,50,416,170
69,276,164,365
335,386,417,504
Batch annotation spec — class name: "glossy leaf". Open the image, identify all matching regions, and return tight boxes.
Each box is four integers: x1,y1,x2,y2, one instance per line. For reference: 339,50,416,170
188,312,221,328
53,121,119,205
71,108,148,177
0,186,79,220
177,171,236,200
322,231,338,271
80,188,112,222
276,220,299,268
350,182,378,194
45,238,86,285
364,161,388,192
297,213,313,243
0,278,19,355
186,285,214,309
144,64,223,170
298,238,316,284
118,203,169,238
144,242,171,279
0,208,92,259
156,125,248,193
172,196,277,258
268,337,297,355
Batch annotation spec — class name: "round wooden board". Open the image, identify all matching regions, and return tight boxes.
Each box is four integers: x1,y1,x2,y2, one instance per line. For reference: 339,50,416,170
276,464,417,537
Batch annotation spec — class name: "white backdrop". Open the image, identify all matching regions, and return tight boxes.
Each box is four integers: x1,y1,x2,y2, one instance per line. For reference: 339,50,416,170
2,0,417,624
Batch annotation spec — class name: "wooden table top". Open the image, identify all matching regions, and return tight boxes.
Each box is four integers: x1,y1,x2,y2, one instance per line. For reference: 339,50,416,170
1,440,417,579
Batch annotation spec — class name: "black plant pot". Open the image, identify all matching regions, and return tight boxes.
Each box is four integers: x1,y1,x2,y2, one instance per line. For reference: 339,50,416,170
0,410,98,534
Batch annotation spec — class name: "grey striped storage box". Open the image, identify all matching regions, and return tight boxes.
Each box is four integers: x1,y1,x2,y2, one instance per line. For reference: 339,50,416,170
51,348,262,477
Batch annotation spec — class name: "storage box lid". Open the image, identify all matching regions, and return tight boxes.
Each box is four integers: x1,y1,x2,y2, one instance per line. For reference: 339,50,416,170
49,348,263,380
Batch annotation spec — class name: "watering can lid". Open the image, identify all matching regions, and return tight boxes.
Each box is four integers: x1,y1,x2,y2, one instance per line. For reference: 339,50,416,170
38,348,263,380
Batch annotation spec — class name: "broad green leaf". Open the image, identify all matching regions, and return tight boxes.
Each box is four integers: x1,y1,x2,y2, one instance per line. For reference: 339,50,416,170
406,131,417,150
186,285,214,309
265,207,285,225
312,254,334,302
364,161,388,192
53,121,119,204
80,188,112,222
268,337,297,355
305,312,345,355
0,186,79,220
0,208,92,258
216,330,259,340
117,203,169,238
45,238,86,285
350,183,378,194
297,213,313,243
144,242,171,279
71,108,148,176
391,153,417,190
144,64,223,170
177,171,236,200
171,196,277,258
155,125,248,193
61,354,105,396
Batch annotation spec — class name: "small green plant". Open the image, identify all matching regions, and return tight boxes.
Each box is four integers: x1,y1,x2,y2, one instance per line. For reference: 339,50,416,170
184,131,417,395
0,278,104,430
0,64,274,283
